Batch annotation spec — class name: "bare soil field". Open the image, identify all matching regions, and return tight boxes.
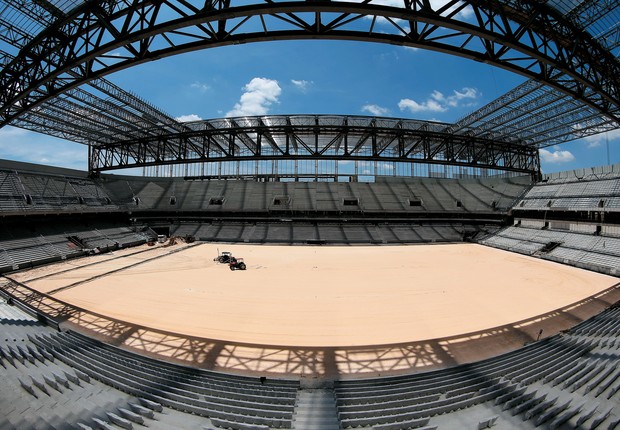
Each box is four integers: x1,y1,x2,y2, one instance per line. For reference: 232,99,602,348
16,242,617,348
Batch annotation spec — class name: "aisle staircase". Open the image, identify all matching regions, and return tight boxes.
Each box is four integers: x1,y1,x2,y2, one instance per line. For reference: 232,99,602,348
293,389,340,430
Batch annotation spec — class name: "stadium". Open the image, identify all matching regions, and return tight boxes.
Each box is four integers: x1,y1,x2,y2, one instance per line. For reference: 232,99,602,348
1,1,620,429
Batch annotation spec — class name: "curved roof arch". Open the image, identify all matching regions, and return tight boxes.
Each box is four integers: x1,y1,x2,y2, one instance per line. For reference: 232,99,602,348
1,0,619,129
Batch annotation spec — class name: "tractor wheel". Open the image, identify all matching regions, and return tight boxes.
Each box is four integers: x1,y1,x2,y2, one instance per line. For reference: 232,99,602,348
239,262,246,270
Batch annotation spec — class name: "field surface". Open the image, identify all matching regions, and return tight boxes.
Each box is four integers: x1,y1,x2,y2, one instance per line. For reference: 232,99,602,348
18,243,617,348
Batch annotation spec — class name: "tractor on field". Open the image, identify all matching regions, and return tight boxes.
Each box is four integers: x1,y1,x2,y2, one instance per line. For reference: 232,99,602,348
214,250,247,270
214,251,233,264
228,257,247,271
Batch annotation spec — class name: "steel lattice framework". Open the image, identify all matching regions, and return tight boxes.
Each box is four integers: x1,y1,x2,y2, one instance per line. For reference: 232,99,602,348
89,115,539,175
453,80,619,147
0,1,193,146
1,0,620,124
454,0,620,146
0,0,619,177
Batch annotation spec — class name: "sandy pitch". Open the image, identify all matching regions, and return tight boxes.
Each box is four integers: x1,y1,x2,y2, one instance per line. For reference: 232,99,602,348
21,243,617,348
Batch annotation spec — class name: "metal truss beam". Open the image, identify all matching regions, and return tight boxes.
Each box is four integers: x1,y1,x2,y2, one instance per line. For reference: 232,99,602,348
550,1,620,56
452,1,619,147
86,77,191,135
17,109,111,144
1,0,619,129
88,115,540,175
0,4,191,139
0,53,188,144
563,0,618,27
455,78,620,146
0,20,191,144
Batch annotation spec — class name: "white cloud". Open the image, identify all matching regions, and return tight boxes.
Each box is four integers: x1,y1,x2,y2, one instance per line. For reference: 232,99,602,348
175,114,202,122
0,126,88,170
583,129,620,148
398,98,446,113
441,87,478,106
361,104,390,116
190,81,210,93
226,77,282,117
291,79,312,92
399,87,479,114
539,148,575,164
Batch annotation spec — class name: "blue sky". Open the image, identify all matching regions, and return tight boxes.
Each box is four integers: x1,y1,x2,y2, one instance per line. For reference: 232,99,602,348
1,38,618,175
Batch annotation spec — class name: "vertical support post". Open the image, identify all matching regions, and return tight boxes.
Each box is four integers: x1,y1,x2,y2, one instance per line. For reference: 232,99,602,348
87,145,97,175
315,159,318,182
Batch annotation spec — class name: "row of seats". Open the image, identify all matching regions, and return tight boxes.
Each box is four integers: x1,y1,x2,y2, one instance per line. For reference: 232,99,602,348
0,297,37,322
2,294,619,429
334,305,620,429
480,225,620,276
28,330,299,428
171,222,486,244
1,291,305,428
0,301,212,430
0,224,156,273
515,165,620,212
100,175,531,214
0,169,119,214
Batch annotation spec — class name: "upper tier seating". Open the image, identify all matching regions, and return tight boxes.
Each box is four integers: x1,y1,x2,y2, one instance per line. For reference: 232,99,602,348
515,163,620,212
0,168,119,215
99,175,532,215
170,221,489,244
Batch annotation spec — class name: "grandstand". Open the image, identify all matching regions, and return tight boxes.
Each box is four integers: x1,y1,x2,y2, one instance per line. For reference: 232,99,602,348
99,173,531,244
0,159,619,429
481,163,620,277
2,0,620,428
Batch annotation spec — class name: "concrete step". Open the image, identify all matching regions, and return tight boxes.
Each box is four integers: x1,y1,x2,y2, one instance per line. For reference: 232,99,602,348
293,389,340,430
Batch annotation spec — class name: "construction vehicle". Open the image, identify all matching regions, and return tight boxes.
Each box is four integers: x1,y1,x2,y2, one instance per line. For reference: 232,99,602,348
163,236,177,247
228,257,246,271
214,251,233,264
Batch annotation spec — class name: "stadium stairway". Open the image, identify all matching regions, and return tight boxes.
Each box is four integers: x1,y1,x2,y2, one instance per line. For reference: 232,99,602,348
292,389,340,430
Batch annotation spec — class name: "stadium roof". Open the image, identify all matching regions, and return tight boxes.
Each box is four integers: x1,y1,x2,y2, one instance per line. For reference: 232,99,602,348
0,0,619,171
